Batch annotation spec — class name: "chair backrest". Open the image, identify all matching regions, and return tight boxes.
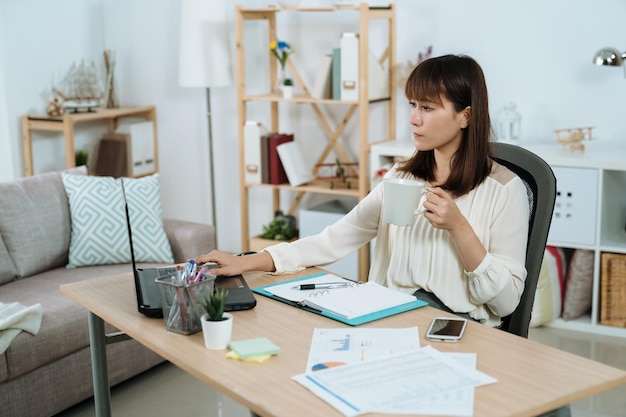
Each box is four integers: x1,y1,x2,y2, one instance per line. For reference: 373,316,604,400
491,142,557,338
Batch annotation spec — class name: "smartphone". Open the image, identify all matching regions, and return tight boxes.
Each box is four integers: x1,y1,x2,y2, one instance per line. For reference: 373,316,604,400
426,317,468,342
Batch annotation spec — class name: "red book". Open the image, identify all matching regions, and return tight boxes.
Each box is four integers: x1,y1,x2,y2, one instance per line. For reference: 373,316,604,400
264,133,294,184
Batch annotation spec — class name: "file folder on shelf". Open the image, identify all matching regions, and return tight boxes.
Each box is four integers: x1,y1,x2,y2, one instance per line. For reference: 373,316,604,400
243,121,269,184
340,33,359,101
252,272,428,326
339,33,389,101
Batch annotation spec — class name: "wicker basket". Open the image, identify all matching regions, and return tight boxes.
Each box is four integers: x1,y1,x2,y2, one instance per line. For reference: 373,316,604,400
600,252,626,328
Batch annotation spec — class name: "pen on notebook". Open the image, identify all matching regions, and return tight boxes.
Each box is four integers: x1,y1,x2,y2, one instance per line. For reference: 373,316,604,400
292,282,350,290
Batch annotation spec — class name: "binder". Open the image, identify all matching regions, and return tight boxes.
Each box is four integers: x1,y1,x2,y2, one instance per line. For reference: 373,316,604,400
340,33,359,101
265,133,293,184
252,273,428,326
339,33,389,101
243,121,269,184
276,141,314,186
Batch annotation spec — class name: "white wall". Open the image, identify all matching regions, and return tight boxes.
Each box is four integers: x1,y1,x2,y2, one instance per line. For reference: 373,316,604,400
2,0,626,254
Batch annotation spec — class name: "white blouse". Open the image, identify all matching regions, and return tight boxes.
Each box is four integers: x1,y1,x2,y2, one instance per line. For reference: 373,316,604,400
265,162,530,326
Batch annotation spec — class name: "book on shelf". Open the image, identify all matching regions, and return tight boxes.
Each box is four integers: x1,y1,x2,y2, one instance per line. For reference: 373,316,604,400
276,141,314,186
263,133,293,185
310,54,333,100
252,272,428,326
331,47,341,100
243,121,269,184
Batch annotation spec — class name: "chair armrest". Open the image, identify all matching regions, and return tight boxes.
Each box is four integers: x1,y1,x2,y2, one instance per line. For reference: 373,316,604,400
162,219,216,263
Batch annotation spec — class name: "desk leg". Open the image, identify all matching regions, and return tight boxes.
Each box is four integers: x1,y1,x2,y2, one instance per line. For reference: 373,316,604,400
88,311,112,417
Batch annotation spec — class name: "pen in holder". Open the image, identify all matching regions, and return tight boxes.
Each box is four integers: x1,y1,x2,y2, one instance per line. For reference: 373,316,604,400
155,274,216,335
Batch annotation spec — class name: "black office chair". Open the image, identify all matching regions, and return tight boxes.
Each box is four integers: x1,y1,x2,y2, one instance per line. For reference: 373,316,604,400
491,142,557,338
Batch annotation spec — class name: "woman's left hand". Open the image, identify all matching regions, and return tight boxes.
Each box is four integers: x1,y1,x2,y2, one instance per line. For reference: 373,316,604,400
422,187,467,231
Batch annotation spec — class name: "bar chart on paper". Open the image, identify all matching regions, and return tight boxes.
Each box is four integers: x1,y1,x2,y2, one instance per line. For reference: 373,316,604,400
305,328,420,373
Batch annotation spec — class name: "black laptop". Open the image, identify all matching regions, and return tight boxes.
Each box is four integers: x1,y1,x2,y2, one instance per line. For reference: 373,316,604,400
202,263,257,312
122,179,256,317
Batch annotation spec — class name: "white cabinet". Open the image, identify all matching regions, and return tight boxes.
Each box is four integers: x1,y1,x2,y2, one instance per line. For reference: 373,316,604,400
549,166,599,247
525,142,626,337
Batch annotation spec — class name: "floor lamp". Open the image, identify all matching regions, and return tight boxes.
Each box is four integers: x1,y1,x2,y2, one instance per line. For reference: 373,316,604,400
179,0,233,244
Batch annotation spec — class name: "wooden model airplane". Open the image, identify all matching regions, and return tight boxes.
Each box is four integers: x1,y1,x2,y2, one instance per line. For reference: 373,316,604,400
554,126,594,151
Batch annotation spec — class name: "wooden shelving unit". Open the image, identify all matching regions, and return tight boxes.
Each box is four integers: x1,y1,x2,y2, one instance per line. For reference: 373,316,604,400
21,106,157,177
235,4,396,280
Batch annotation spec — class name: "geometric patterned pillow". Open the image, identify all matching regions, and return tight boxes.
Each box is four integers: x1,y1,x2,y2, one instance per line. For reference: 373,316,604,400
62,173,173,268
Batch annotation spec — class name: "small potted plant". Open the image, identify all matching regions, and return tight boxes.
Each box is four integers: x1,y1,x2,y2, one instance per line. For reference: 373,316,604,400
199,288,233,350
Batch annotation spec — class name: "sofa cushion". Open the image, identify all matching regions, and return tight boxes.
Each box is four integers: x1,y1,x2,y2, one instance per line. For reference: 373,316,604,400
62,173,173,268
0,236,17,285
0,166,87,280
0,262,164,381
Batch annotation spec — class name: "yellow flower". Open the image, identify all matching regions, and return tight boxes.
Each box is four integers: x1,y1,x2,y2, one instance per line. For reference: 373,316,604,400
269,39,292,71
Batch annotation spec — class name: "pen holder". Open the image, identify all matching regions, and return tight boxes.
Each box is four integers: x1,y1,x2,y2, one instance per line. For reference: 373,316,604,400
155,275,216,335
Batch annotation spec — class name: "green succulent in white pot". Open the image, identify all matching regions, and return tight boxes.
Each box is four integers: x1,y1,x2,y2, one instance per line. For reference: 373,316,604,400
200,288,233,350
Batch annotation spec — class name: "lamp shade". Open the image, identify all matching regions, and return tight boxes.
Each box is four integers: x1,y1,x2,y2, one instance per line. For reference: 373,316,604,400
179,0,232,88
592,48,624,67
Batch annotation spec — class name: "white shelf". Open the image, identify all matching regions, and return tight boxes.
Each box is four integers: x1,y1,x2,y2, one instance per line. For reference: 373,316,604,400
527,142,626,338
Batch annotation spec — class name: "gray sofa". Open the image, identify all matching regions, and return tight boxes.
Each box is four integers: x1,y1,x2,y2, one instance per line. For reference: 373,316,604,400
0,167,216,417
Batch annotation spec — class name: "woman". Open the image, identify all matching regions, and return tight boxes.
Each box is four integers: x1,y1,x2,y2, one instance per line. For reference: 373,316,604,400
197,54,530,327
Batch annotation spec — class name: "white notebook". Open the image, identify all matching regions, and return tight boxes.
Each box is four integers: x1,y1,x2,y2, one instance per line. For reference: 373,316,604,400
264,274,418,320
276,141,314,186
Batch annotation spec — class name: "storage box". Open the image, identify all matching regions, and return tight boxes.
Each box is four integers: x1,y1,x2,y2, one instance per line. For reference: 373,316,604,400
600,252,626,328
299,199,358,280
114,119,156,177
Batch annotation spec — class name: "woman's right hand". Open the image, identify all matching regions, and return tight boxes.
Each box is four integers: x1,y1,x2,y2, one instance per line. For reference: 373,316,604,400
194,250,275,276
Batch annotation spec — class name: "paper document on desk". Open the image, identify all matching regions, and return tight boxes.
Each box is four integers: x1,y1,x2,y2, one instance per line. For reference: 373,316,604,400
303,328,476,416
305,327,421,373
293,345,496,417
386,353,478,417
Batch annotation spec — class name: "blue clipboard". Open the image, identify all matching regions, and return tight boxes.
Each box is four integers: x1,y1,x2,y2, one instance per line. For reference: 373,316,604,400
252,273,428,326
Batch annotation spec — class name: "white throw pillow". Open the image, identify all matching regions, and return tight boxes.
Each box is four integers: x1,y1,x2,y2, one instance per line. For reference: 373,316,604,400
62,173,173,268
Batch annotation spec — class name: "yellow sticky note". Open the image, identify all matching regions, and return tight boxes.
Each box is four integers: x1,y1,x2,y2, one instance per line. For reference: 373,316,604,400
225,350,271,363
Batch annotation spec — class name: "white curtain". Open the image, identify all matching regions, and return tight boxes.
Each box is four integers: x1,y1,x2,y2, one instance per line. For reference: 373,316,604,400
0,19,15,182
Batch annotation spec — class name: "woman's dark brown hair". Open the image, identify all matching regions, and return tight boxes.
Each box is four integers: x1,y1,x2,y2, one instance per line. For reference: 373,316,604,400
399,54,492,196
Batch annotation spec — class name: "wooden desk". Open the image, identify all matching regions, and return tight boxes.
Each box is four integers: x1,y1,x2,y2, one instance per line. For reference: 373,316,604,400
21,106,157,176
60,270,626,417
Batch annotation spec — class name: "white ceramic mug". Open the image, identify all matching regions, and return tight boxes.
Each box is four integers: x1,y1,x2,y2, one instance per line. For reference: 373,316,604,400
383,178,428,226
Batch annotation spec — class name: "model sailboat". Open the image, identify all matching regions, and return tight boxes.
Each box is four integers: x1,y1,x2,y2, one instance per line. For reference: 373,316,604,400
53,60,103,112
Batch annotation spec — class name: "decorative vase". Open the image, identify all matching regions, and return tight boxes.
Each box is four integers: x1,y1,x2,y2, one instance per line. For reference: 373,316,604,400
201,313,233,350
277,67,294,98
282,84,294,99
